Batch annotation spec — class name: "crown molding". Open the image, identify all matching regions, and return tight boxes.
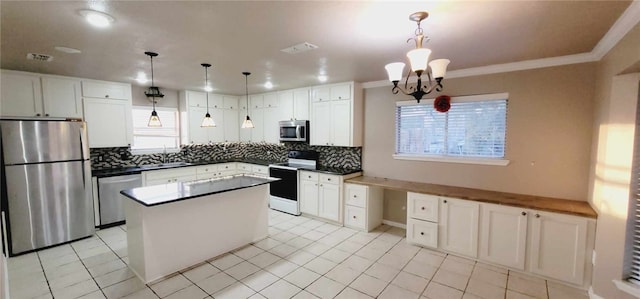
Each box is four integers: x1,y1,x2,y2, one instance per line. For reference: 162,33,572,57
363,1,640,89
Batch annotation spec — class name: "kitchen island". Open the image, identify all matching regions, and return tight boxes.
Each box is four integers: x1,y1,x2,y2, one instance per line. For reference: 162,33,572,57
120,175,278,283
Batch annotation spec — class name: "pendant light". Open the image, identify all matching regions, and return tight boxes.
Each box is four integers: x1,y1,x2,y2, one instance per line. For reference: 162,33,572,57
144,51,164,127
241,72,254,129
200,63,216,127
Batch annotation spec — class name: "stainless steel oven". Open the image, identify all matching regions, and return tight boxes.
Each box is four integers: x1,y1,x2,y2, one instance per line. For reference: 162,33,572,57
279,120,309,142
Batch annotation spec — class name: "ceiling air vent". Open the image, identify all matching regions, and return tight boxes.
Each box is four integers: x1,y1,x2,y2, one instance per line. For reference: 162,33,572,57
281,42,319,54
26,53,53,62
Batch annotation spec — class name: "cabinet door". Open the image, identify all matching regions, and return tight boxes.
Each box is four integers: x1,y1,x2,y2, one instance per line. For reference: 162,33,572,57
208,108,225,143
250,94,264,109
209,94,224,109
440,197,479,258
223,96,238,109
223,108,239,142
81,80,131,100
249,108,264,142
293,88,310,120
319,183,340,222
479,204,528,270
186,91,207,107
187,106,209,144
41,76,82,118
239,104,252,142
300,179,319,216
83,98,131,147
530,211,587,285
278,90,294,121
330,84,351,101
408,192,439,222
311,86,330,102
331,99,351,146
263,93,278,108
407,218,438,248
311,101,331,146
1,72,42,117
263,107,280,143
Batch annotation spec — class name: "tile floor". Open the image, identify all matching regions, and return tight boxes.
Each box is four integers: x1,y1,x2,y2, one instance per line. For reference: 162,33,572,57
7,210,589,299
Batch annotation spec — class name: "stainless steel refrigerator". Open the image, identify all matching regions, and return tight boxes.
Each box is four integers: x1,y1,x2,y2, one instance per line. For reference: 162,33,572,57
0,120,94,256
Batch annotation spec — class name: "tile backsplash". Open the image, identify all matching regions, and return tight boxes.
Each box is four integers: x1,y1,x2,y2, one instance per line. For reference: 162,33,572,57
90,142,361,170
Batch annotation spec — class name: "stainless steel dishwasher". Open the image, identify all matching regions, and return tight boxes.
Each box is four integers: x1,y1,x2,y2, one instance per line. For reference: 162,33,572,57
97,174,142,228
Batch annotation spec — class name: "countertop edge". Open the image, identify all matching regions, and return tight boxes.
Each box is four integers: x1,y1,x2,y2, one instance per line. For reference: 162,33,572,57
345,176,597,219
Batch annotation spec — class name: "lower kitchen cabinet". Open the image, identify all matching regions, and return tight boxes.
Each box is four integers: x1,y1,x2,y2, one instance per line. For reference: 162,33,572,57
143,167,197,186
407,218,438,248
343,183,383,231
529,211,588,285
299,171,344,223
479,203,528,270
440,197,479,258
318,180,340,221
406,192,440,248
300,172,319,215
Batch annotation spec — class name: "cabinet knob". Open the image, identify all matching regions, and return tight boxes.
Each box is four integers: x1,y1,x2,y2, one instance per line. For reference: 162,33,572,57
105,94,109,98
36,113,41,116
521,211,527,216
352,216,356,219
420,232,424,236
535,214,540,218
308,175,311,178
45,113,49,116
338,96,342,99
353,195,357,198
327,178,331,181
443,200,447,203
421,207,425,210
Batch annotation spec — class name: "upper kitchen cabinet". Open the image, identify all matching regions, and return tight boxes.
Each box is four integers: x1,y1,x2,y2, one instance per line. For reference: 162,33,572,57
222,96,239,142
238,96,251,142
310,82,363,147
81,79,133,147
279,88,310,121
179,90,225,144
248,94,265,142
263,93,280,143
1,70,82,119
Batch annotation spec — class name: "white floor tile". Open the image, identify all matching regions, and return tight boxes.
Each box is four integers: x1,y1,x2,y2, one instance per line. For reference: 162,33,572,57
506,290,538,299
305,276,346,299
269,243,298,258
403,259,438,280
354,246,386,261
164,285,208,299
196,272,237,295
182,263,220,283
303,256,338,275
320,248,351,264
283,267,321,288
213,282,256,299
349,274,388,298
286,237,314,249
248,252,282,268
285,250,317,266
234,245,265,260
210,253,243,270
364,262,401,282
466,278,506,299
391,271,429,294
441,258,475,276
149,274,193,298
302,242,331,255
325,264,362,285
378,284,420,299
102,276,147,299
264,259,299,278
241,270,280,292
291,290,320,299
507,272,548,299
547,281,588,299
94,267,136,289
48,269,92,290
412,248,446,267
259,279,302,299
377,253,412,270
225,261,261,280
334,287,374,299
422,281,463,299
87,258,126,277
76,290,107,299
341,255,374,272
432,269,470,291
51,279,100,299
333,240,364,254
470,266,507,288
254,238,283,251
121,287,159,299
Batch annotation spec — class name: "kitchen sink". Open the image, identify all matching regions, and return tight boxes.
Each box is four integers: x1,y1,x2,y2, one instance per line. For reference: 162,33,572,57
139,162,193,169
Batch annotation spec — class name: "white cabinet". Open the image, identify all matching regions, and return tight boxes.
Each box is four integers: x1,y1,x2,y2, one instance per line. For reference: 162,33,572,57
82,79,133,148
41,76,83,118
250,108,264,142
143,167,197,186
223,96,239,142
440,197,479,258
529,211,587,285
343,183,383,232
479,203,528,270
279,88,310,121
179,90,226,144
196,163,237,180
82,80,132,100
0,71,83,119
263,93,280,143
407,192,440,248
310,82,362,147
251,165,268,177
299,171,343,222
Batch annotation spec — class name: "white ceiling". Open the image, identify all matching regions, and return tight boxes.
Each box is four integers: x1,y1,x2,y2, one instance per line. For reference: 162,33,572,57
0,1,632,96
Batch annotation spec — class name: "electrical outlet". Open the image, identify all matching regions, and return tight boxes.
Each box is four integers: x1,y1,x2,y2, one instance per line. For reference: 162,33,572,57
97,155,104,162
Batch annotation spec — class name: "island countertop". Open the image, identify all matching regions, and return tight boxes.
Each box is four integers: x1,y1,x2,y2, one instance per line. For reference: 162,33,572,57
120,175,279,207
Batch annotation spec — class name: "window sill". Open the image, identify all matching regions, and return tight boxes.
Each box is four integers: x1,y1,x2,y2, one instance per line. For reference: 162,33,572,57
130,148,181,155
613,280,640,298
393,154,510,166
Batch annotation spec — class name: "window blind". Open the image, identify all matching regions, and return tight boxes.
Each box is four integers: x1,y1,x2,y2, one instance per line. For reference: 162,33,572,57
628,103,640,284
396,98,507,158
131,107,180,150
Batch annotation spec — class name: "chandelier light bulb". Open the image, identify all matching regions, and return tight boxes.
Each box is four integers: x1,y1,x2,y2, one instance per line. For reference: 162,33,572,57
429,59,450,79
406,48,431,73
385,62,405,82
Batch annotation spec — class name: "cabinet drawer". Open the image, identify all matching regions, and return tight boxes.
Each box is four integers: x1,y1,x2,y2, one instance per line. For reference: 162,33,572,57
218,163,237,171
145,167,196,181
319,174,339,185
237,163,252,172
252,165,268,175
408,192,439,222
345,184,367,208
344,206,366,229
300,171,319,182
407,219,438,248
82,80,131,100
196,165,216,175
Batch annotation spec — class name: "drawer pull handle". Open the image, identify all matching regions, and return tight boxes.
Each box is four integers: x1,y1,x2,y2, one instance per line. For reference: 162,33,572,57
535,214,540,218
353,195,357,198
327,178,331,181
352,216,356,219
443,200,447,203
308,176,311,178
421,207,425,210
521,211,527,216
420,232,424,236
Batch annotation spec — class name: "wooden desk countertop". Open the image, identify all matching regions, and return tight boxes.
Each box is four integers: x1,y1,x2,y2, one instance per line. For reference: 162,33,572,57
345,176,597,219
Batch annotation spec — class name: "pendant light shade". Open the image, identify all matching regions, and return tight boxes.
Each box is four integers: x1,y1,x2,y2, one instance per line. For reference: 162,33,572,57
241,72,254,129
200,63,216,127
144,51,163,127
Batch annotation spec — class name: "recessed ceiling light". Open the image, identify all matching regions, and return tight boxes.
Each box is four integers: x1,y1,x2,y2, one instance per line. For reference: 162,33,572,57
264,82,273,89
136,72,148,84
204,84,214,92
54,46,81,54
318,75,328,83
79,9,114,28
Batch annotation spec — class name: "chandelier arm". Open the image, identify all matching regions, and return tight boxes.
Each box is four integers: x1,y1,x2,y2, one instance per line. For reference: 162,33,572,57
392,85,415,97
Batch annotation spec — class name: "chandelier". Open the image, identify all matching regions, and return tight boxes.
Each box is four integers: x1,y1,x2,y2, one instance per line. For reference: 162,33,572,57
144,51,164,127
385,11,450,103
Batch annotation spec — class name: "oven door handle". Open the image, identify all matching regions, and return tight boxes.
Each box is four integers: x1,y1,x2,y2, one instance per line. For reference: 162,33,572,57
269,165,298,171
295,125,302,139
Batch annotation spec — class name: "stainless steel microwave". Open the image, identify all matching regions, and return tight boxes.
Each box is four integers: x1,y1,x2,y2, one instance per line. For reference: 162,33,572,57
279,120,309,142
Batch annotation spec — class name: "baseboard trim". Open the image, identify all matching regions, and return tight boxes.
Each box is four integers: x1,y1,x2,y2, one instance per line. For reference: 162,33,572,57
382,219,406,229
589,286,604,299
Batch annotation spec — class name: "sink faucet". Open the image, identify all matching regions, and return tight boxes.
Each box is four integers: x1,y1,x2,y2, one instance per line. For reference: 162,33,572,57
162,145,167,164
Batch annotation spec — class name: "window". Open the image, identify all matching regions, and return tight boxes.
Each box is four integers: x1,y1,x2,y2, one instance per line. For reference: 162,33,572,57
394,93,508,165
131,106,180,151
